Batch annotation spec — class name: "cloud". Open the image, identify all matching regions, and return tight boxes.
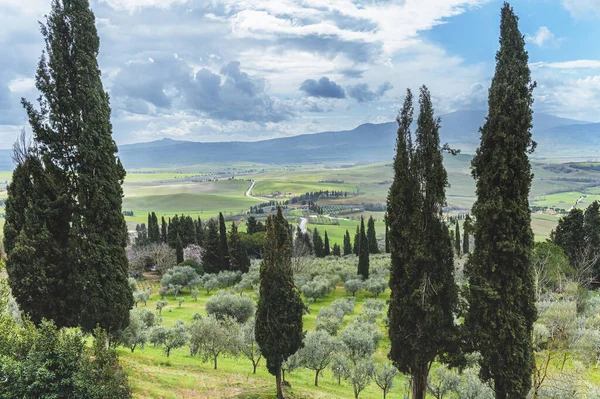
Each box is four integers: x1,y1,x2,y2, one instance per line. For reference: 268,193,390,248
531,59,600,69
99,0,189,13
347,81,393,103
562,0,600,18
299,77,345,98
526,27,563,48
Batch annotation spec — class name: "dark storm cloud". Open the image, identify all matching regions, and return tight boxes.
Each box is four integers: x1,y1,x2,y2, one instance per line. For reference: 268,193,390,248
300,77,345,99
347,81,393,103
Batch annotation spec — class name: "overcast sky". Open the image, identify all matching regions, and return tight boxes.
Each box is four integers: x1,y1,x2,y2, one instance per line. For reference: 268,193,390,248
1,0,600,147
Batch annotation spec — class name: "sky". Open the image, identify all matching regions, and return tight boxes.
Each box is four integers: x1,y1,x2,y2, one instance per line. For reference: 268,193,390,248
1,0,600,147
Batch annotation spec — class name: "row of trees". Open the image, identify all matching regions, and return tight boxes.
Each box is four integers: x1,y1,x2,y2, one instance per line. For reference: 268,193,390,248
386,4,538,399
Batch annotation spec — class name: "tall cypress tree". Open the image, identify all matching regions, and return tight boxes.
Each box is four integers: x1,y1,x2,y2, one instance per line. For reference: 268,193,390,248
167,215,181,248
229,222,250,273
353,226,360,256
6,0,132,333
357,217,369,279
343,230,353,256
196,217,204,246
367,216,379,254
161,216,168,243
464,4,537,398
583,201,600,277
148,212,160,243
455,220,461,258
218,212,230,271
384,214,390,254
203,219,221,274
323,231,331,256
387,87,459,399
463,214,471,255
175,233,184,264
255,208,305,399
312,228,324,258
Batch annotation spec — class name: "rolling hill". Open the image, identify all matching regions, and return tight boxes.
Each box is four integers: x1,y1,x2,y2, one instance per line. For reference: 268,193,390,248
0,111,595,170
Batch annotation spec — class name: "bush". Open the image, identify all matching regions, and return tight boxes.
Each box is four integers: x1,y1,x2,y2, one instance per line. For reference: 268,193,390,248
365,277,387,297
344,279,364,297
301,276,335,301
179,258,204,276
206,291,256,324
160,266,200,292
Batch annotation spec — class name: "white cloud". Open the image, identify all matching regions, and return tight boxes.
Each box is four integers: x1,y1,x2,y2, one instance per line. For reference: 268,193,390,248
8,77,35,93
562,0,600,18
99,0,189,13
526,26,563,48
531,60,600,69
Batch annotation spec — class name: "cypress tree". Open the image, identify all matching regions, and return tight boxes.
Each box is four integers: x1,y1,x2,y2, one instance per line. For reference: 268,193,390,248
178,216,195,247
455,220,461,258
312,228,324,258
332,243,341,257
196,217,204,246
219,212,230,271
583,201,600,277
387,87,459,399
203,219,221,274
167,215,181,248
353,226,360,256
161,216,168,243
302,232,313,255
550,208,584,266
384,214,390,254
463,214,471,255
367,216,379,254
343,230,353,256
357,217,369,279
323,231,331,256
6,0,132,333
255,208,305,399
148,212,160,243
464,4,537,398
229,222,250,273
247,216,259,234
176,233,184,264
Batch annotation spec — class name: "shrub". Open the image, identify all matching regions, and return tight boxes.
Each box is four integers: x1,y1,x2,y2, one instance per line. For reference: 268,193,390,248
206,291,256,324
344,279,364,297
160,266,200,291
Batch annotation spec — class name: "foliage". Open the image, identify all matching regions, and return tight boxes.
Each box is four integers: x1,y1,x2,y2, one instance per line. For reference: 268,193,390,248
162,321,189,357
189,315,240,369
344,279,364,297
297,330,341,386
373,363,398,399
364,277,387,297
366,216,379,254
464,5,537,397
255,208,305,399
387,86,459,399
240,319,262,374
230,222,251,273
357,217,370,278
206,291,256,324
128,242,176,276
160,265,200,292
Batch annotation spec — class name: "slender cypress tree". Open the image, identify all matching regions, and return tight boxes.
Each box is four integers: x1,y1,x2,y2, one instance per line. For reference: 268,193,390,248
343,230,353,256
161,216,168,243
229,222,250,273
181,215,197,247
583,201,600,277
196,217,204,245
302,232,313,255
255,208,305,399
176,233,184,264
332,243,341,257
313,228,324,258
357,217,369,279
167,215,181,248
367,216,379,254
455,220,461,258
6,0,132,333
353,226,360,256
387,87,459,399
464,4,537,398
218,212,230,271
384,214,390,254
203,219,221,274
463,214,471,255
148,212,160,243
323,231,331,256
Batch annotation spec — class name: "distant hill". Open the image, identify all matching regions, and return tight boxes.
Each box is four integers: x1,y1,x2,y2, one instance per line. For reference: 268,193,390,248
116,111,592,168
0,111,594,170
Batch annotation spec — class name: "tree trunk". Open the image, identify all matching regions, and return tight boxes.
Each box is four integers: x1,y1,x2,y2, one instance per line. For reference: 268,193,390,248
253,362,257,374
495,387,507,399
276,367,285,399
411,364,428,399
214,355,218,370
315,370,319,386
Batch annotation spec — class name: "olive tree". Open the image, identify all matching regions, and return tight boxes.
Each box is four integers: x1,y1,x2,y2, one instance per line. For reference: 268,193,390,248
163,321,189,357
297,330,341,386
373,363,398,399
365,277,387,297
344,279,364,297
205,291,255,324
160,266,200,292
119,310,147,353
240,319,262,374
189,315,240,370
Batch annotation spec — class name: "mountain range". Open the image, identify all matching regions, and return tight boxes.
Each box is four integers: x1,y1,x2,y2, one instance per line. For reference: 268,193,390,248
0,110,597,170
